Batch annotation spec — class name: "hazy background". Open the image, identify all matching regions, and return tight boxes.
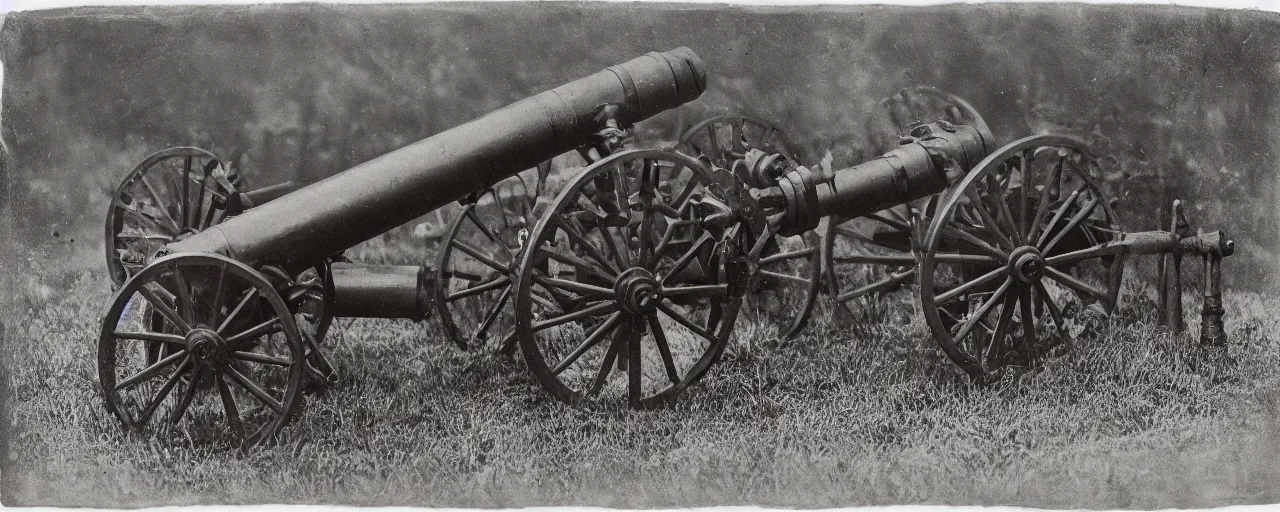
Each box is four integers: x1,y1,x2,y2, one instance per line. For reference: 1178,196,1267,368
2,3,1278,289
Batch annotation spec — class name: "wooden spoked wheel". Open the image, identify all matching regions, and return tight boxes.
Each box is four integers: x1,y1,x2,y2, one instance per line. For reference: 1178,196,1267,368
817,200,934,312
677,115,819,338
918,135,1124,381
676,115,801,168
739,229,822,339
98,253,305,448
105,147,242,287
434,151,605,353
821,87,992,314
515,149,750,408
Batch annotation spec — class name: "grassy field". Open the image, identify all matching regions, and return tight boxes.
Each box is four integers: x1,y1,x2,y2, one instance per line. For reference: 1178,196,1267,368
4,238,1280,509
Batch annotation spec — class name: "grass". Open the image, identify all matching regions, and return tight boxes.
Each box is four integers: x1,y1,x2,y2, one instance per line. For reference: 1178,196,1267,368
4,239,1280,508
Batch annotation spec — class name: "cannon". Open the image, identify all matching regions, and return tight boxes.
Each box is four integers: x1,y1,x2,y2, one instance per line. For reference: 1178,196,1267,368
814,87,1237,382
97,48,708,446
510,115,990,407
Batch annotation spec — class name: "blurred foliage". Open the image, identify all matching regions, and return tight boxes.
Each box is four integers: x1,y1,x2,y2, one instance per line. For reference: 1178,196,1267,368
2,4,1277,288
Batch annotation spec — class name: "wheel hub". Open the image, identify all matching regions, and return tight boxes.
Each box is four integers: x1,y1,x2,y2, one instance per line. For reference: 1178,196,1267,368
187,328,230,367
614,268,660,313
1008,246,1045,284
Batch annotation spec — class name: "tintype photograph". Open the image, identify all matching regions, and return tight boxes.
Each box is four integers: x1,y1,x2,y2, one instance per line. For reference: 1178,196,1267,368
1,1,1278,508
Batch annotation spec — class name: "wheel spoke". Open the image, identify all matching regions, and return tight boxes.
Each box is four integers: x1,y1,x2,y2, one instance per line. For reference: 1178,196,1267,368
1035,184,1084,248
833,253,916,266
171,268,196,326
661,232,713,283
963,188,1016,252
215,373,244,437
586,324,625,397
115,349,187,391
181,155,192,230
217,289,256,335
554,214,620,274
935,266,1007,305
225,317,282,346
985,291,1018,370
551,312,622,376
989,172,1023,246
231,351,293,367
465,206,515,257
539,247,616,281
758,269,813,287
209,261,227,324
120,203,180,235
646,312,681,384
1034,281,1068,336
532,301,617,332
138,284,192,333
934,253,1003,265
835,268,915,303
169,367,204,425
446,275,511,302
1019,285,1037,358
1018,149,1035,242
472,285,513,342
1041,196,1100,255
760,247,817,266
1027,156,1065,243
660,284,729,298
452,239,511,274
534,274,615,299
113,331,187,345
646,218,698,268
939,225,1009,260
224,365,285,415
627,315,643,407
134,356,192,426
599,225,632,269
952,278,1013,345
655,301,717,345
1043,266,1109,302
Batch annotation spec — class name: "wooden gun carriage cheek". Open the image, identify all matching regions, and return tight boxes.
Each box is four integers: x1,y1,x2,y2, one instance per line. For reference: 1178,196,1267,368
98,47,1238,448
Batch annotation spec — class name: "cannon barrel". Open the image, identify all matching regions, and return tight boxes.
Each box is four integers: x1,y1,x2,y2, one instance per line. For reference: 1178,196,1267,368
167,48,707,269
775,121,991,236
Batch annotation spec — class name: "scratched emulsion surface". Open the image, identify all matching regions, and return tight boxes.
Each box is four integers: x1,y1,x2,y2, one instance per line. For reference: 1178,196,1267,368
2,4,1280,507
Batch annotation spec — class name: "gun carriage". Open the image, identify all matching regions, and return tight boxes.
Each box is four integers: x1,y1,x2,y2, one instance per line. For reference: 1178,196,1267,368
99,48,711,446
99,48,1240,447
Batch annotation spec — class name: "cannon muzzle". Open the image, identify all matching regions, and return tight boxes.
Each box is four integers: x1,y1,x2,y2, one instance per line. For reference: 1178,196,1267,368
167,48,707,269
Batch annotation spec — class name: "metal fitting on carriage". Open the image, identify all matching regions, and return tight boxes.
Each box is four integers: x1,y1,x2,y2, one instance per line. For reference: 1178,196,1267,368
738,148,793,189
592,103,633,150
1178,230,1235,258
328,262,436,321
